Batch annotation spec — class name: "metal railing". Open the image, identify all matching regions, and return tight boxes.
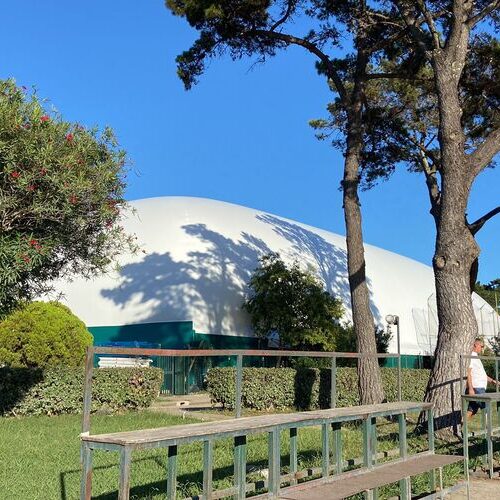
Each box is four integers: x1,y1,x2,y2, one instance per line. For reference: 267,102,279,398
82,347,403,436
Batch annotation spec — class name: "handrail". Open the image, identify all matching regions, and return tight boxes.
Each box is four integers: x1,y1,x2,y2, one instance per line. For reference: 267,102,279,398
83,347,404,436
90,346,398,358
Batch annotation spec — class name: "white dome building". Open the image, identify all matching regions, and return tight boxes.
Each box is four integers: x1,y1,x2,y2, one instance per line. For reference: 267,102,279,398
53,196,497,363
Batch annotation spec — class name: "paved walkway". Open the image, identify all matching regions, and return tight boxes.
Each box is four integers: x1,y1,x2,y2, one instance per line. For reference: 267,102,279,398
150,392,232,421
447,477,500,498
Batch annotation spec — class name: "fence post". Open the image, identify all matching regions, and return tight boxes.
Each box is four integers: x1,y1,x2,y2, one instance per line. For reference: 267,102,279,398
82,346,94,437
459,355,464,400
330,356,337,409
235,354,243,418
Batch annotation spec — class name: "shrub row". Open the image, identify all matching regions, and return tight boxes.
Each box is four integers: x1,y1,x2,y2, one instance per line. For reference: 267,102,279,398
0,366,163,417
206,367,430,410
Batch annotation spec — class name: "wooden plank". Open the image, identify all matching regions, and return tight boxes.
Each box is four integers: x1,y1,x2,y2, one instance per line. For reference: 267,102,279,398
83,402,432,447
273,454,464,500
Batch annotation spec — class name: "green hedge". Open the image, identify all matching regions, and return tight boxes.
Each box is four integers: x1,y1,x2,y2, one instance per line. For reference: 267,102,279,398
0,301,93,368
0,367,163,417
206,367,430,411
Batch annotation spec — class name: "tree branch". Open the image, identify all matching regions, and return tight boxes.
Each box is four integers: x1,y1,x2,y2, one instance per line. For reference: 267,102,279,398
467,0,500,28
469,127,500,176
415,0,441,49
250,29,348,103
468,206,500,235
270,0,296,32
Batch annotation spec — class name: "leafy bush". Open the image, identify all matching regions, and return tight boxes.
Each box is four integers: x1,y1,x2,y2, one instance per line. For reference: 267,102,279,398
0,301,93,368
243,253,344,351
0,366,163,416
206,367,429,410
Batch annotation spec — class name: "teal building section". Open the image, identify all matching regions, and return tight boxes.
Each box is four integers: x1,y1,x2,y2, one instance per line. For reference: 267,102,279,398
88,320,261,394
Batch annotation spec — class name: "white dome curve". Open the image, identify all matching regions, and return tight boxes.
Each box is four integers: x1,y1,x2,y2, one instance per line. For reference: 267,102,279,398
50,196,497,355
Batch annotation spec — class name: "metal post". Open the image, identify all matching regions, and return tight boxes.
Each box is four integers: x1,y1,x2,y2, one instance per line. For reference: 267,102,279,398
234,435,247,499
330,356,337,409
80,443,92,500
167,445,178,500
202,440,213,500
362,419,374,500
396,318,402,402
333,422,342,475
486,401,493,478
289,428,298,485
82,346,94,436
459,355,464,398
495,360,499,394
268,430,280,497
321,423,329,478
398,413,410,500
428,408,436,491
235,354,243,419
118,447,132,500
462,397,470,500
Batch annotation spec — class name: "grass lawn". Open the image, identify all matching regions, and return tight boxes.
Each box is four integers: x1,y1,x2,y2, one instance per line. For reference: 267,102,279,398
0,410,470,499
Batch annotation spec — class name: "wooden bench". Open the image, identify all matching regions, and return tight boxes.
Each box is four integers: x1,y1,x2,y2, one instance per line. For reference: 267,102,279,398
81,401,469,499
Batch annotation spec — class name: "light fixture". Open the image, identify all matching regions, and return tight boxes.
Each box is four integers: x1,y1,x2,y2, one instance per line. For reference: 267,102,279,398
385,314,399,325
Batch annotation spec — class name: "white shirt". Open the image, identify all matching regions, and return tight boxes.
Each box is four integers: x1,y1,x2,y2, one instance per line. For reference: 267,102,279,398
469,352,488,388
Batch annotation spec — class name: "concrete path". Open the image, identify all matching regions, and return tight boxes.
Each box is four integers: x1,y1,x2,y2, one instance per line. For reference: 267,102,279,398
447,478,500,498
150,392,232,421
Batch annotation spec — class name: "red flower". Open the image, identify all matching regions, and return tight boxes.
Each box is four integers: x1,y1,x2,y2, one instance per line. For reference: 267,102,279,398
29,239,38,247
40,168,48,176
27,184,36,192
69,194,78,204
65,133,74,142
20,254,31,264
40,115,49,123
10,171,21,179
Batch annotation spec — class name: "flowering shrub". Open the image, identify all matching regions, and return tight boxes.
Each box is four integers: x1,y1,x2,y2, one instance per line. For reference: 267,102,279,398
0,79,134,316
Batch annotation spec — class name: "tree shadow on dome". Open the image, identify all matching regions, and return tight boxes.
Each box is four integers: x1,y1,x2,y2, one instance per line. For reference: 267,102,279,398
256,213,382,325
101,223,271,335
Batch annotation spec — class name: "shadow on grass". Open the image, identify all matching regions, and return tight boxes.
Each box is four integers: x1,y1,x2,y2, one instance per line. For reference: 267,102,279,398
0,367,44,415
60,447,331,500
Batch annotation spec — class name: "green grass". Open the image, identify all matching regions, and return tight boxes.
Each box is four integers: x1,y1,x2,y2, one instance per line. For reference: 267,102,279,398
0,411,471,499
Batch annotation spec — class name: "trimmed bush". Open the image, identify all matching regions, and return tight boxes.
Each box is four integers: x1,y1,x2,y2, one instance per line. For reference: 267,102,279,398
0,366,163,416
206,367,430,411
0,301,93,368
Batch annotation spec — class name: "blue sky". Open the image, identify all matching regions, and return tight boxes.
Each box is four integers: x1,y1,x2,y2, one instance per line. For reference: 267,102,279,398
1,1,498,283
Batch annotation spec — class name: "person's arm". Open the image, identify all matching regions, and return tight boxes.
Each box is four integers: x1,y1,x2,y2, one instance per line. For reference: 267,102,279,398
487,375,500,386
467,367,475,394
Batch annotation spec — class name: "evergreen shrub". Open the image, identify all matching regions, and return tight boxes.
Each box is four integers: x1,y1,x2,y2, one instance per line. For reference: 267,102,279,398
0,301,92,368
0,366,163,416
206,367,430,410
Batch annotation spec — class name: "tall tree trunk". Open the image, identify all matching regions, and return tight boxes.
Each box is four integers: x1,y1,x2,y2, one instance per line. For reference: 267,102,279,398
343,112,385,405
423,41,479,433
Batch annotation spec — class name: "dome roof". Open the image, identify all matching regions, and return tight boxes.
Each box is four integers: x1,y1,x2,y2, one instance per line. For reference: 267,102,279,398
51,196,496,355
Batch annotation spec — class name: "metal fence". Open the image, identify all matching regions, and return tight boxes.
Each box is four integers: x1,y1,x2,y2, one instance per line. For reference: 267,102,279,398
82,347,403,436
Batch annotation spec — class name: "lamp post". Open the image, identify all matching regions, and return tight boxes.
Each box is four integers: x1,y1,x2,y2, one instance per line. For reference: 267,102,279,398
386,314,401,401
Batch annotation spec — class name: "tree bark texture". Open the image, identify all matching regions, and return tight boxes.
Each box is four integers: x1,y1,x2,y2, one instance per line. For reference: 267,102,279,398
343,113,385,405
423,15,480,432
